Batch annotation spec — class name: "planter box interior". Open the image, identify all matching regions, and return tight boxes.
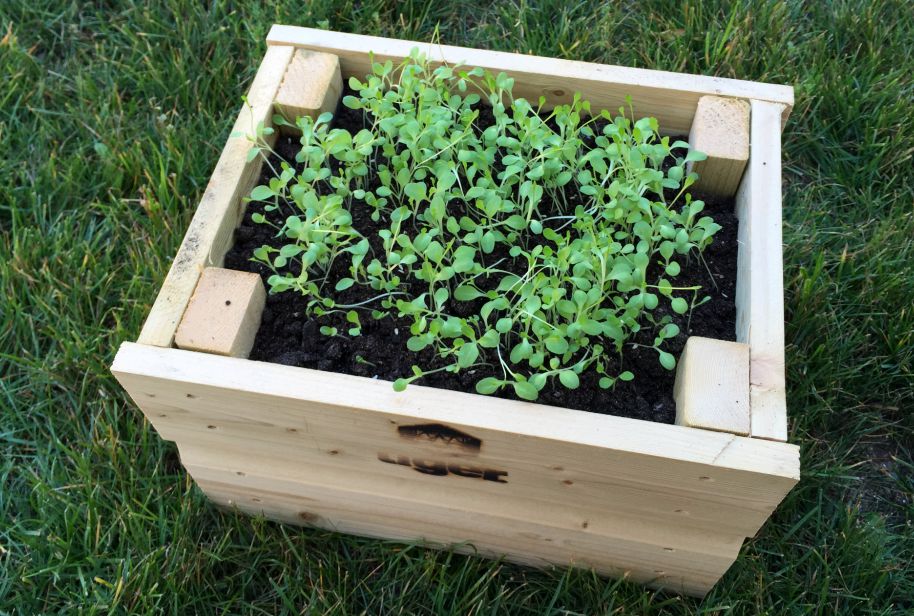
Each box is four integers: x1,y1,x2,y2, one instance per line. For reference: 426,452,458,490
111,26,799,597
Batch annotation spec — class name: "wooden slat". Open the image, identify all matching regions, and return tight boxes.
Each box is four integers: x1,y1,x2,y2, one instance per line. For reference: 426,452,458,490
194,477,731,596
265,25,794,134
735,100,788,441
187,462,741,597
137,45,294,348
143,407,785,536
112,343,798,480
181,442,744,557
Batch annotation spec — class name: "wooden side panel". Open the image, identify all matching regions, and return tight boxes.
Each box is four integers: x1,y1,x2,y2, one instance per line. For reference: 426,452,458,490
112,342,799,595
187,462,739,596
192,474,734,595
265,25,794,134
735,100,788,441
131,401,785,537
137,45,294,348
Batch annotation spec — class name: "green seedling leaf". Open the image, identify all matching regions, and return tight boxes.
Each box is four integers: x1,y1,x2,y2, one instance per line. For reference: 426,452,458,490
250,185,275,201
513,381,539,401
510,339,533,363
559,370,580,389
544,336,569,354
475,377,502,395
407,335,431,352
454,285,483,301
457,342,479,368
671,297,689,314
404,182,427,202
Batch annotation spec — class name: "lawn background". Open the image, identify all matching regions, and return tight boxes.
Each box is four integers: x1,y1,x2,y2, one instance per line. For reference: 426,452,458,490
1,1,912,613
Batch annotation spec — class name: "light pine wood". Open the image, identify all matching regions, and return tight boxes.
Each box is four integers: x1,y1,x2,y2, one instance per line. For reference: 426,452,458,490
193,477,732,595
688,96,750,196
137,45,294,348
180,442,745,558
674,337,750,435
274,49,342,129
187,462,740,596
735,101,789,442
120,32,796,596
265,25,794,135
133,402,789,536
112,342,799,596
174,267,265,358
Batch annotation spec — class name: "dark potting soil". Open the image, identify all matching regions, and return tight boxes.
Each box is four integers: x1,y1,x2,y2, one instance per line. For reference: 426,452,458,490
223,94,737,424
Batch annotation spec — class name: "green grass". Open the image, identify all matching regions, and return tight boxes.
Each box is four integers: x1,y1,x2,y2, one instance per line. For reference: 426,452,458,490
1,0,912,613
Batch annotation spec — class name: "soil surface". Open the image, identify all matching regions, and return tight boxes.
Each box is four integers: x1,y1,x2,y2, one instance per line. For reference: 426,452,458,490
224,93,737,423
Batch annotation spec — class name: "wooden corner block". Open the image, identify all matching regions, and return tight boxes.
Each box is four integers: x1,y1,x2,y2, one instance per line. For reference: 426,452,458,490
673,337,750,436
273,49,342,129
174,267,266,358
688,96,750,197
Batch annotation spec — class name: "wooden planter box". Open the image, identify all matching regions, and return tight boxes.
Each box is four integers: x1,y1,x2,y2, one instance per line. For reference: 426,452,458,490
112,25,799,597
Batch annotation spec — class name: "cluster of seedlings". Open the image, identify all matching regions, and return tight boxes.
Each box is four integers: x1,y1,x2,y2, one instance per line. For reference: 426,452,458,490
245,51,720,401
